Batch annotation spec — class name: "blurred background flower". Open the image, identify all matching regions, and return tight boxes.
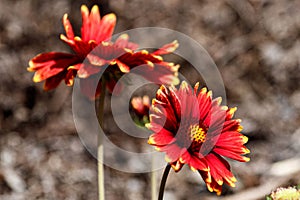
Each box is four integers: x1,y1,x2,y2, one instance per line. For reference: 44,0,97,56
131,95,150,125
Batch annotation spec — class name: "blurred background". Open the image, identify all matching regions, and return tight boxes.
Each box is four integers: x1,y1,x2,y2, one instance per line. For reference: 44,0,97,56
0,0,300,199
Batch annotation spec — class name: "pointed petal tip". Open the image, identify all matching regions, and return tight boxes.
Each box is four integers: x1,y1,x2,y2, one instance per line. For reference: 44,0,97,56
206,184,214,192
63,13,68,20
33,74,42,83
228,107,237,118
146,60,154,68
60,34,66,40
119,33,129,39
216,179,223,186
207,90,213,97
105,13,117,21
232,176,237,182
241,135,248,144
77,71,88,79
190,166,197,172
172,40,179,47
27,60,35,70
221,105,228,111
215,97,222,105
66,79,74,86
200,87,207,94
243,148,250,154
145,123,151,129
74,36,82,41
194,82,200,93
237,124,243,132
244,156,250,162
81,4,89,13
148,135,156,145
179,81,190,92
91,5,99,14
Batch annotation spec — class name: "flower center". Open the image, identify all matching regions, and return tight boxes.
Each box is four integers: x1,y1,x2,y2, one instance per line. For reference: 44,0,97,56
189,124,206,143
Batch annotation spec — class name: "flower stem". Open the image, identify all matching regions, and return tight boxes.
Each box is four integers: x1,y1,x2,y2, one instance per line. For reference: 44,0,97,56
96,78,106,200
158,164,171,200
151,156,157,200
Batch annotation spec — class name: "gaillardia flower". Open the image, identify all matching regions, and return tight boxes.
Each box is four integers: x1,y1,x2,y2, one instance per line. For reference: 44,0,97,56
147,81,250,195
28,5,179,99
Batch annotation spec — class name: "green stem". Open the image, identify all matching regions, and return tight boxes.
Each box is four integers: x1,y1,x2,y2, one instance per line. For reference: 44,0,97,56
151,156,157,200
96,78,106,200
158,164,171,200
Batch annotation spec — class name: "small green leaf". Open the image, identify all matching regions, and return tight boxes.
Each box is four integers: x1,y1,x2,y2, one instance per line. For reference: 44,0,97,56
266,195,272,200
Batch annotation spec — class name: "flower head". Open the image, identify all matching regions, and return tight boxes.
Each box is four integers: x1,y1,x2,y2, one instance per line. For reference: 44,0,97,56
270,186,300,200
131,95,150,118
28,5,119,91
28,5,179,99
131,95,151,125
147,81,250,195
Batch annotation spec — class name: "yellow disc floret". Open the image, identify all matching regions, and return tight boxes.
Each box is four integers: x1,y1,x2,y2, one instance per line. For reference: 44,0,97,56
189,125,206,143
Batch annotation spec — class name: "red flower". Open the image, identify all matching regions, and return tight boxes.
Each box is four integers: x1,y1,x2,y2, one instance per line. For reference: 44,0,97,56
28,5,179,99
147,81,250,195
28,5,119,91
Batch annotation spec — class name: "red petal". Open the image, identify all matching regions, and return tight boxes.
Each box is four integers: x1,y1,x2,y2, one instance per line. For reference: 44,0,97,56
153,40,178,55
132,62,179,86
81,5,91,42
96,13,116,43
217,131,248,144
197,88,212,123
62,14,74,39
73,37,95,57
115,34,138,50
29,52,79,82
180,150,208,171
89,5,101,42
222,119,242,133
148,128,176,146
77,63,103,78
151,100,178,132
146,122,164,132
64,68,77,86
213,147,250,162
199,170,223,195
160,144,182,163
43,71,66,90
170,161,184,172
91,43,128,60
87,54,109,67
60,34,76,52
116,60,130,73
205,153,237,187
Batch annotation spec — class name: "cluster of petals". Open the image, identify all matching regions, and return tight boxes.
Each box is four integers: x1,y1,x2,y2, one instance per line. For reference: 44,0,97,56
147,81,250,195
28,5,179,99
131,95,150,119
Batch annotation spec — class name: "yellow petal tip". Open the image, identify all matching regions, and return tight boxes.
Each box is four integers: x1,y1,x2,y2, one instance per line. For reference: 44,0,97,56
81,4,88,13
32,74,41,83
241,135,248,144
